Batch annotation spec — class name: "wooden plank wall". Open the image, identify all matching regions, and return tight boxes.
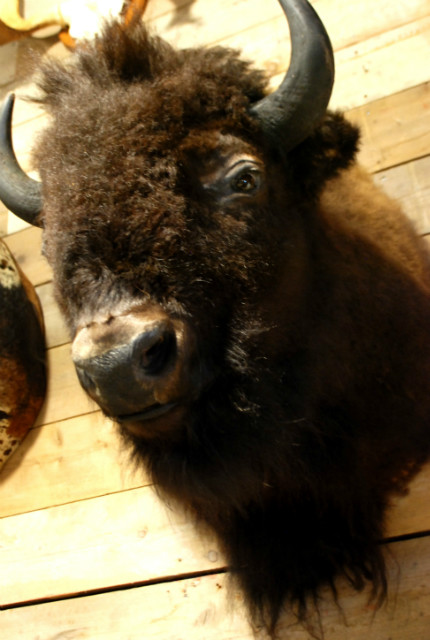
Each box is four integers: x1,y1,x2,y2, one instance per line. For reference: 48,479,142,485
1,0,430,637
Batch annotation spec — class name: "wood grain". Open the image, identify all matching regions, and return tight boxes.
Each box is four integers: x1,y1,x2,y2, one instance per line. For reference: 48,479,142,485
2,226,50,285
35,281,69,349
1,537,429,640
374,155,430,235
0,484,223,607
349,83,430,173
0,411,149,517
34,343,96,427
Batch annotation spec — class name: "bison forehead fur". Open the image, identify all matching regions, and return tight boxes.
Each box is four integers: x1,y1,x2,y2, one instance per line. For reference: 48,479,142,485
29,18,430,636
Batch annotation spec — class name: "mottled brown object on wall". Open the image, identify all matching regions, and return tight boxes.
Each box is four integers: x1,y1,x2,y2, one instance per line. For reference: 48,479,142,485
0,238,46,468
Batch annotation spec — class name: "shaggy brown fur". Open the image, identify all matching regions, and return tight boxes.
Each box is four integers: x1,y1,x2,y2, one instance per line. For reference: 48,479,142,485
31,19,430,636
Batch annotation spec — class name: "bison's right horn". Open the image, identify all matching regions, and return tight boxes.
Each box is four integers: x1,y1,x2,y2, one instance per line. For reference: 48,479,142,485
251,0,334,152
0,94,43,227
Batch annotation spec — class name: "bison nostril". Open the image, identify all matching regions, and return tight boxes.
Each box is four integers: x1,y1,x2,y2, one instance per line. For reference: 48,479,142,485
141,339,166,370
135,324,177,376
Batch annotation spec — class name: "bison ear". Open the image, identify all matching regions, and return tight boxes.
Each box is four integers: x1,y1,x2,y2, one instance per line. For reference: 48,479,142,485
290,111,360,195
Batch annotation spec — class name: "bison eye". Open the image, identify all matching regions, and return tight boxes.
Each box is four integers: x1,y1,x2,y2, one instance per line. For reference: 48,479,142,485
226,160,263,197
232,170,260,193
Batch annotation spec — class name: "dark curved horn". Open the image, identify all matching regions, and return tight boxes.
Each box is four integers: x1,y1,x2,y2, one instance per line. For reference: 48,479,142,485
251,0,334,151
0,93,43,226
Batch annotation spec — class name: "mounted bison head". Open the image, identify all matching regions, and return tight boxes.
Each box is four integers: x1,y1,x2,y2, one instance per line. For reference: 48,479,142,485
1,0,430,634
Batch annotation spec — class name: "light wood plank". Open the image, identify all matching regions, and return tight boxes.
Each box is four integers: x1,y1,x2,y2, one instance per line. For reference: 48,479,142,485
374,155,430,235
314,0,430,52
388,462,430,538
0,208,7,236
149,0,284,49
36,281,69,349
0,411,149,518
330,16,430,110
224,16,430,111
347,83,430,173
1,536,429,640
8,112,48,173
0,42,19,87
144,0,193,22
0,485,223,607
35,343,96,427
148,0,430,53
1,210,30,236
2,226,51,286
0,458,428,607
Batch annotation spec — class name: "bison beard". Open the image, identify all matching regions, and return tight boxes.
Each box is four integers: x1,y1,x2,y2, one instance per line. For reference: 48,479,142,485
1,1,430,636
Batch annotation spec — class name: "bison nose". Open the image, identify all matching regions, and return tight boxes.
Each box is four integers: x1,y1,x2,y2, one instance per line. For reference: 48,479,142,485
72,319,178,417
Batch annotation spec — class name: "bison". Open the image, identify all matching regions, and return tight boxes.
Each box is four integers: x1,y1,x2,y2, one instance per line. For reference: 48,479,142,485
1,0,430,634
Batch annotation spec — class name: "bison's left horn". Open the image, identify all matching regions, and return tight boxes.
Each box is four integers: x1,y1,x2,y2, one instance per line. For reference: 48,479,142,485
0,94,43,227
251,0,334,151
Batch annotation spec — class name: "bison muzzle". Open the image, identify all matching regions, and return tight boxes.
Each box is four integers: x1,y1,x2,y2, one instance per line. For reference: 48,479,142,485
71,302,203,439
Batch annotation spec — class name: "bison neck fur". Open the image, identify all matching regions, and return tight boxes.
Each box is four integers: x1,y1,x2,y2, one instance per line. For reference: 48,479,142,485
32,20,430,636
